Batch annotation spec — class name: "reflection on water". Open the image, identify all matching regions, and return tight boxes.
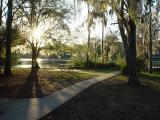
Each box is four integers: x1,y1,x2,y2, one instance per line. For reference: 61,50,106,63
14,58,70,68
15,65,32,68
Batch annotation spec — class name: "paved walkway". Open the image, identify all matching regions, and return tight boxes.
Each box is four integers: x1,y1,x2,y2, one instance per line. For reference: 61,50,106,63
0,71,119,120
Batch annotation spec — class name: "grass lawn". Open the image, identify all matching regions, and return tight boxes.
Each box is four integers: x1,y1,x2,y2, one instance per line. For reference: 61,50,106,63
0,68,113,98
40,74,160,120
79,68,117,75
140,70,160,79
139,70,160,92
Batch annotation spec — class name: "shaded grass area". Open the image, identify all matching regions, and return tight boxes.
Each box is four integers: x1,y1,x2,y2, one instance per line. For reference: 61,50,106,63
40,75,160,120
80,68,117,75
0,68,100,98
139,70,160,92
140,70,160,79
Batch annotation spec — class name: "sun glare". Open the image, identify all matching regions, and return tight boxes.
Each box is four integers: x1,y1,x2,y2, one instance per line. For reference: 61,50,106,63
32,28,42,39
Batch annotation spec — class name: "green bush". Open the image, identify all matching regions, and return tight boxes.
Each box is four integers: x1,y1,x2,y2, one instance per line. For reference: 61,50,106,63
69,57,85,68
115,55,125,66
120,64,128,75
115,57,128,74
96,62,119,69
69,57,120,69
84,60,95,68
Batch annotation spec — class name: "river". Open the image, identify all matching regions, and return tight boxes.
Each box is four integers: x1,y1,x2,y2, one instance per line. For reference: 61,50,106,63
14,58,70,68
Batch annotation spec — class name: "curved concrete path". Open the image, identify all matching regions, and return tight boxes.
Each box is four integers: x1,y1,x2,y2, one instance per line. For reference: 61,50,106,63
0,71,119,120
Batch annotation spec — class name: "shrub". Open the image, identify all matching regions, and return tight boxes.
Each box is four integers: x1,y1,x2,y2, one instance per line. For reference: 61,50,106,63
84,60,95,68
96,62,119,69
115,57,128,75
120,64,128,75
69,57,120,70
69,57,85,68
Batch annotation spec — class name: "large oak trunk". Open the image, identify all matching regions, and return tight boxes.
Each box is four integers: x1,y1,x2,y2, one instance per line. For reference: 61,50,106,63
128,19,140,86
4,0,13,77
118,18,140,86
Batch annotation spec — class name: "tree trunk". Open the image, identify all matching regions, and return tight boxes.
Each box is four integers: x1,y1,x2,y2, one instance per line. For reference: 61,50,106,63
86,2,90,63
94,40,97,69
31,47,40,73
4,0,13,77
118,18,140,86
101,18,104,63
87,27,90,62
127,19,140,86
105,45,110,62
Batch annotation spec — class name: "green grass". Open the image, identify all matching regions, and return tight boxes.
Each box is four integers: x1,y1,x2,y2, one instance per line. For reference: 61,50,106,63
127,70,160,92
138,71,160,92
1,67,115,98
139,70,160,79
111,74,160,92
77,68,118,75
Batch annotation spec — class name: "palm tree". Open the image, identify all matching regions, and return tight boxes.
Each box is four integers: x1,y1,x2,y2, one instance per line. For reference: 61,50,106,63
87,0,108,63
86,0,96,63
87,4,95,63
97,1,108,63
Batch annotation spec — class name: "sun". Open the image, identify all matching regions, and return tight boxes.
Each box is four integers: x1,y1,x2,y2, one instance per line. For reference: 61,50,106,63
31,27,46,47
32,28,42,40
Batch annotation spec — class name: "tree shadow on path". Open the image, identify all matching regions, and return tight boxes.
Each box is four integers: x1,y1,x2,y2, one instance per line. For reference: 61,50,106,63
15,69,44,98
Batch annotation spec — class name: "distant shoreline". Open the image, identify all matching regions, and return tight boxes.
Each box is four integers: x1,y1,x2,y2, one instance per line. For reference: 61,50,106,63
14,58,70,68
